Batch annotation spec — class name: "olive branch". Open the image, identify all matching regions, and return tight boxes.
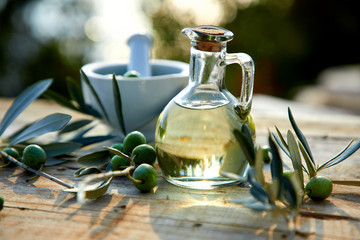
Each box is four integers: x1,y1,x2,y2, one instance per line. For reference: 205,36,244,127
230,107,360,212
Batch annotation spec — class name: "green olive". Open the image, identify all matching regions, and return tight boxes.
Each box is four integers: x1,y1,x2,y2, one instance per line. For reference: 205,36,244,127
305,176,333,201
22,144,47,170
109,143,125,157
123,131,146,154
0,196,4,211
110,155,130,170
123,71,141,78
1,147,19,166
262,146,272,164
282,171,294,179
132,144,156,165
131,164,157,192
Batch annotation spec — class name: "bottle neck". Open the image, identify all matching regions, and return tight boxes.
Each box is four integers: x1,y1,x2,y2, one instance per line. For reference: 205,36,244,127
173,41,231,109
189,41,227,88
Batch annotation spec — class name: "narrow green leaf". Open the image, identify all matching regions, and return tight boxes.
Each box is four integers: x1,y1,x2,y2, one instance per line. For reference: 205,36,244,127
249,187,270,205
254,146,265,185
74,167,102,177
275,126,289,151
66,77,86,109
281,175,297,209
318,139,360,171
112,74,126,135
298,143,316,178
44,158,69,167
247,168,271,204
271,132,290,158
70,125,94,139
288,107,315,165
58,119,93,134
43,89,79,111
0,79,52,136
7,122,32,142
72,135,115,147
81,104,102,118
266,179,280,202
285,170,303,209
65,124,115,146
233,129,255,166
242,124,254,148
103,146,131,161
10,113,71,146
64,177,113,199
77,150,109,166
287,130,304,189
269,133,283,181
80,69,109,122
41,142,82,157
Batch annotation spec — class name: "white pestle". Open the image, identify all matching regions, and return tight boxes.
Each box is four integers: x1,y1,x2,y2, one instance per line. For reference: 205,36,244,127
127,33,153,77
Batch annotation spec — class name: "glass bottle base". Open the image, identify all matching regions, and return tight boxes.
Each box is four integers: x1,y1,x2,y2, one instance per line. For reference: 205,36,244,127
163,176,243,190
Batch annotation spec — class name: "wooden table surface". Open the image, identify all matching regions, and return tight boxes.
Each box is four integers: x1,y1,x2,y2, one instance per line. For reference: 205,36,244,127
0,94,359,240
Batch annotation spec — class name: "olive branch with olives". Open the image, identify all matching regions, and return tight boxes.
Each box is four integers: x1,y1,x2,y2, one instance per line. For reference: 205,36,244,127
0,72,158,209
231,107,360,213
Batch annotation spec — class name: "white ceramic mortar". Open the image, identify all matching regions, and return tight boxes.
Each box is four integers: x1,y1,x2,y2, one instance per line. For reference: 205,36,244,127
80,59,189,140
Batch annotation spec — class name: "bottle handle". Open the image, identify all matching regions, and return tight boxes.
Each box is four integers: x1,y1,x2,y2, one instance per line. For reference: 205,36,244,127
225,53,255,119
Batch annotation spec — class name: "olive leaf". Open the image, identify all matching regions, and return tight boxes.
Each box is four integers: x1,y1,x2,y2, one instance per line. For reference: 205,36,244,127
66,125,115,146
274,107,360,186
269,133,283,181
272,126,290,158
58,119,93,134
43,89,79,111
65,76,102,118
103,146,131,162
74,167,102,177
266,179,281,203
112,73,126,135
231,132,304,213
233,128,255,166
9,113,72,146
64,177,113,199
45,158,70,167
72,135,115,147
247,167,271,205
80,69,110,122
288,107,315,165
41,142,82,157
66,76,86,110
317,139,360,171
77,150,110,166
6,122,32,142
281,174,299,209
70,125,94,139
0,79,52,137
287,130,304,189
254,146,265,185
298,142,317,178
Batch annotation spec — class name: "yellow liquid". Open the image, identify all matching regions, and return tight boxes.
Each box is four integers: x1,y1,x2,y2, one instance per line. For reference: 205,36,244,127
155,101,255,189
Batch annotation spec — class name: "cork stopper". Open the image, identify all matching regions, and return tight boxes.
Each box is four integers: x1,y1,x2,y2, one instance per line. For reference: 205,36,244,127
192,26,225,36
182,25,233,52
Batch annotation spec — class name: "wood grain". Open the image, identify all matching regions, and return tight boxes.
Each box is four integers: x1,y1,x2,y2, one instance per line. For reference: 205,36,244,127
1,95,360,240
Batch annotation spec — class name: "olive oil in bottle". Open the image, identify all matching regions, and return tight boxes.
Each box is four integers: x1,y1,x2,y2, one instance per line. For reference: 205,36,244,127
155,25,255,189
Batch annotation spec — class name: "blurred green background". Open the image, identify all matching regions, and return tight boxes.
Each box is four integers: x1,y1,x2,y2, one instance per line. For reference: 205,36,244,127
1,0,359,100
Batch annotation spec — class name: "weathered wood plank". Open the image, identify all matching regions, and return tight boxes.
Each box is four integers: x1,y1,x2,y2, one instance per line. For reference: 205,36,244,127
1,95,360,240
